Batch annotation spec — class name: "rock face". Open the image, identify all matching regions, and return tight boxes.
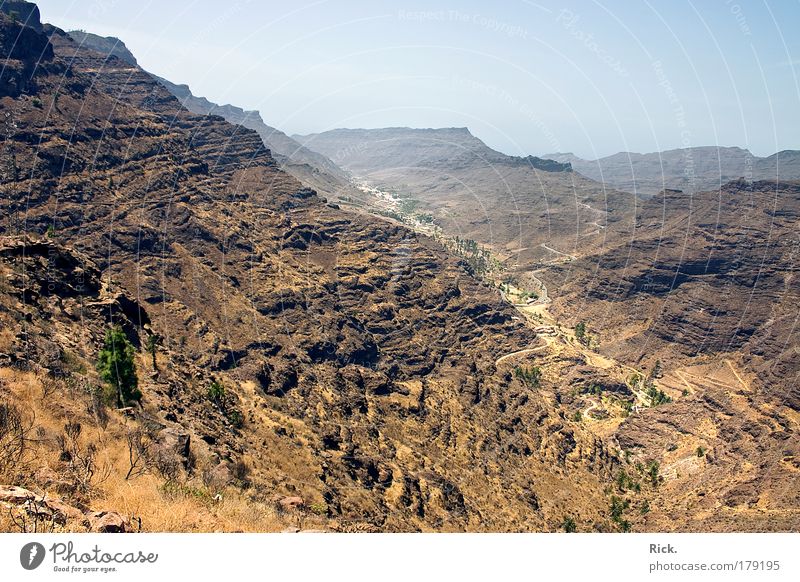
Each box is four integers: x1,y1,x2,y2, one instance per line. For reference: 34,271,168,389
294,127,635,265
67,31,138,66
546,147,800,198
549,179,800,411
59,30,363,205
0,3,55,97
534,178,800,530
0,11,619,531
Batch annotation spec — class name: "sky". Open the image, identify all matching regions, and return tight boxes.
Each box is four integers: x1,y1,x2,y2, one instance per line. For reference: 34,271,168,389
33,0,800,159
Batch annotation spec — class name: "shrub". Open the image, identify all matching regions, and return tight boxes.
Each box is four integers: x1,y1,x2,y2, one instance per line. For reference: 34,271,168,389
696,446,706,457
610,495,630,523
208,380,225,403
0,403,27,480
513,365,542,388
227,410,244,429
646,461,660,487
561,516,577,533
145,333,162,369
646,384,671,406
96,326,140,407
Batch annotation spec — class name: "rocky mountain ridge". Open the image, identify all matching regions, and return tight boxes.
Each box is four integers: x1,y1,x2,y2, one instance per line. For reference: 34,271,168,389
66,30,359,202
546,147,800,198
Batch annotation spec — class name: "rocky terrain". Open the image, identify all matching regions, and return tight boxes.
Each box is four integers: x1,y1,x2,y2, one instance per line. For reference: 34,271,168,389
539,178,800,530
546,147,800,198
546,179,800,408
0,4,625,532
1,2,797,534
295,127,636,266
67,30,361,203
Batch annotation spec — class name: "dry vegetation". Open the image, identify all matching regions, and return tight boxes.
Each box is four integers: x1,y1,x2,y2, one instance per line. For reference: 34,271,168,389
0,366,306,532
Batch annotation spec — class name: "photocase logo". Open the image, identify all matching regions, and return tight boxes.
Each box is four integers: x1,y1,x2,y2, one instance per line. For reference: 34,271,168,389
20,542,46,570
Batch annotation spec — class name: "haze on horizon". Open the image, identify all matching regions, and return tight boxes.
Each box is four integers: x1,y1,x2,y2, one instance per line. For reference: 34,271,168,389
34,0,800,159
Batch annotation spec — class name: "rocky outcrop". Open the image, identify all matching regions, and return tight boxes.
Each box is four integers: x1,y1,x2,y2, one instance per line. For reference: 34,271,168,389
0,3,54,97
67,31,138,66
0,485,130,531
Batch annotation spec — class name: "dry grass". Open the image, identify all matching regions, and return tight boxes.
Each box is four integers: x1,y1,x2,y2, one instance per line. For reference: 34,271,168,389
0,367,292,532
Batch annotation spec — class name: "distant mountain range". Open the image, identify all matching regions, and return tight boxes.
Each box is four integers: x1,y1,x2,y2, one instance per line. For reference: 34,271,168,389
545,147,800,198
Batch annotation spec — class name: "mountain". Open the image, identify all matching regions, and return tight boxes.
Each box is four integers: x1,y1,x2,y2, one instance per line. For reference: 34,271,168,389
1,4,621,532
67,30,138,65
294,127,634,266
539,178,800,530
547,178,800,407
66,30,358,202
2,2,798,534
546,147,800,198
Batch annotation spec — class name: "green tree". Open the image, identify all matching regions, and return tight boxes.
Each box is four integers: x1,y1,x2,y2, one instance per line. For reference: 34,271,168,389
574,321,586,341
561,516,577,533
610,495,630,528
646,384,671,407
97,326,140,407
145,332,162,369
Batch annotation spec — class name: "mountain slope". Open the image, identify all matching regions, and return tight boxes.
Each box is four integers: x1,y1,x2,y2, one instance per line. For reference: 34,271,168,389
66,30,358,201
547,179,800,409
0,5,620,532
295,127,634,266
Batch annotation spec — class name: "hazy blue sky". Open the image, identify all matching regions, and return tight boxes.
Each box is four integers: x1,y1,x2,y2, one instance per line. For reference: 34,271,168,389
35,0,800,158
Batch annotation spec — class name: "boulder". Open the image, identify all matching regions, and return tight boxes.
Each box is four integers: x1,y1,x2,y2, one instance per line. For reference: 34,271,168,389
160,427,191,459
278,496,304,511
86,511,130,533
0,485,37,505
44,496,85,525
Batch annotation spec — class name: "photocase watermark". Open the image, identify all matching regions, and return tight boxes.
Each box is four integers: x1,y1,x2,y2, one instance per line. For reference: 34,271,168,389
397,10,529,39
652,60,696,191
20,542,46,570
726,0,752,37
451,76,563,152
556,9,629,77
18,541,158,574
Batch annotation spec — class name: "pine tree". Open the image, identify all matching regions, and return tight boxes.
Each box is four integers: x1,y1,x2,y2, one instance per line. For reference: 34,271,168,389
97,326,140,407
